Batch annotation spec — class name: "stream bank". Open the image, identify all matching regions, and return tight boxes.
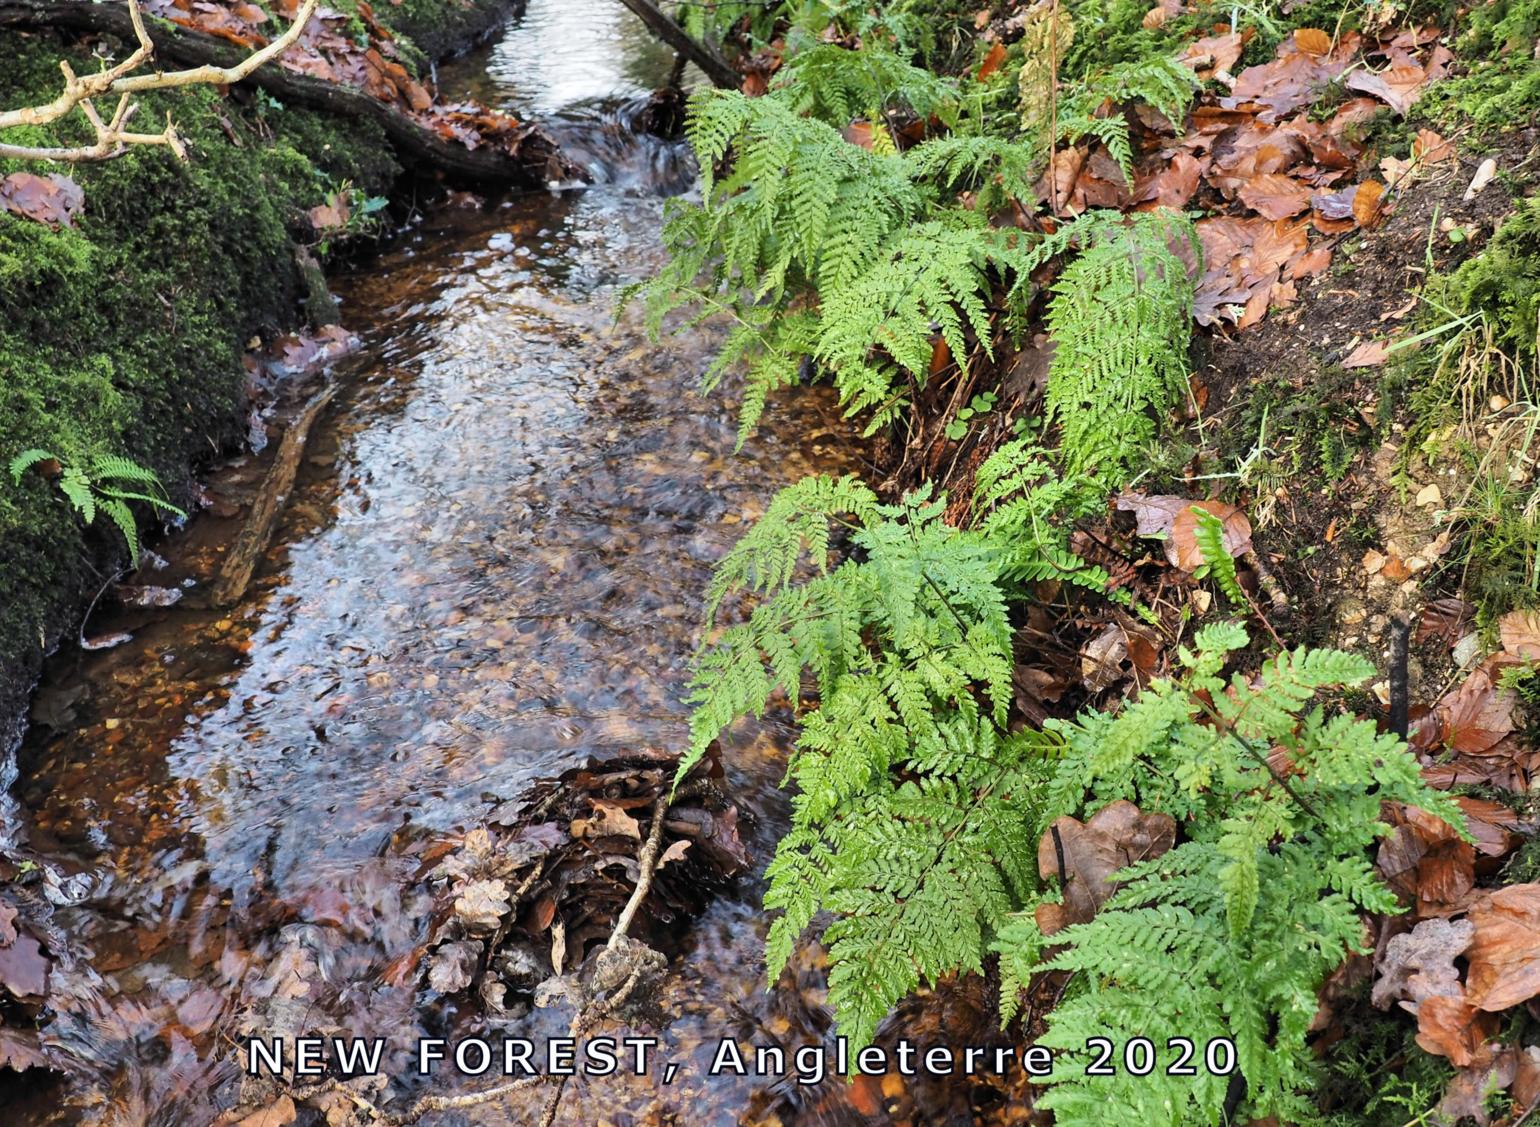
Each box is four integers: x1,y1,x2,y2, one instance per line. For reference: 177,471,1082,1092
0,0,531,755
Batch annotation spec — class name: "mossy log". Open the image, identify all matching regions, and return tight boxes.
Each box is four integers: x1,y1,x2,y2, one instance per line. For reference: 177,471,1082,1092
0,0,575,188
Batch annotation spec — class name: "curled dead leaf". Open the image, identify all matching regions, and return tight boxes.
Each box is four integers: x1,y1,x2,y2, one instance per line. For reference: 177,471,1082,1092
1036,800,1176,935
1465,884,1540,1012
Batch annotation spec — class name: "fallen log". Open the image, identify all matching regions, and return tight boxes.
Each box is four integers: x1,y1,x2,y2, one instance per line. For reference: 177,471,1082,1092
0,0,574,187
613,0,740,90
210,382,336,608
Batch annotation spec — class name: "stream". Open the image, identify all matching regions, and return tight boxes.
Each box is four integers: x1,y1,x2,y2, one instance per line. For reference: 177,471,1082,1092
1,3,889,1122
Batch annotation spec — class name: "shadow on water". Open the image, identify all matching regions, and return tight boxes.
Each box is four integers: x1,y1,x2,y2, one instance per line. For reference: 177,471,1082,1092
2,2,884,1123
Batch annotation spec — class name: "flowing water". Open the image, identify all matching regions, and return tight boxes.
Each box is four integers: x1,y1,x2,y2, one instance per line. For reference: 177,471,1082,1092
0,4,891,1122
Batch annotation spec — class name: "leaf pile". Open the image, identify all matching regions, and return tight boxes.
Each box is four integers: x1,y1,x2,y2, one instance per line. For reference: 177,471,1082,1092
1035,23,1454,330
416,749,749,1015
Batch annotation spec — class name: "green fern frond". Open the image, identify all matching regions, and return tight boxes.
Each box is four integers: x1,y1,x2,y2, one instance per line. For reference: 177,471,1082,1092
8,448,54,483
1191,506,1245,604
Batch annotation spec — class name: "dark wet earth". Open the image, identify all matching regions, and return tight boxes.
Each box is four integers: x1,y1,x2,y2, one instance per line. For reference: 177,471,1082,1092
0,3,901,1123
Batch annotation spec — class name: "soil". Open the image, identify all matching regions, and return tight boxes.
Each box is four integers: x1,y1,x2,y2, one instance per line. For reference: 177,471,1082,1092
1188,125,1540,702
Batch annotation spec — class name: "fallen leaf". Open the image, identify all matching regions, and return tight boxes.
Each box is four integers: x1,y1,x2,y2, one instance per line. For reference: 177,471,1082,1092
1287,244,1332,278
1346,64,1430,114
1413,128,1454,164
1239,172,1314,219
1344,338,1391,367
572,799,642,841
1465,884,1540,1011
1499,610,1540,659
1415,995,1497,1067
1171,501,1253,572
656,840,691,870
1352,179,1386,227
1293,27,1333,56
1420,598,1475,646
1080,624,1129,691
1372,916,1473,1010
1515,1046,1540,1112
427,939,480,993
1378,806,1476,917
1439,666,1516,755
453,879,511,932
0,172,85,228
1036,800,1176,935
236,1096,297,1127
0,933,49,998
1439,1044,1517,1127
977,41,1007,80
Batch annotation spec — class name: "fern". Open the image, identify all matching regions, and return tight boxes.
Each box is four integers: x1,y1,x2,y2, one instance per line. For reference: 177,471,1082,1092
905,134,1042,215
1041,209,1197,477
7,447,184,565
772,41,959,128
1054,55,1197,180
1002,625,1468,1124
1192,505,1246,604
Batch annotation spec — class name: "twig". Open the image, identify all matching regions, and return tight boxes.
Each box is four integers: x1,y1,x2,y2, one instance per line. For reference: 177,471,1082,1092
211,382,337,607
609,792,669,947
0,0,318,162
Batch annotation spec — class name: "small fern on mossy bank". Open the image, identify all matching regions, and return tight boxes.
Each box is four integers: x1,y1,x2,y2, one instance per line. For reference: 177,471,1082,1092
9,448,183,565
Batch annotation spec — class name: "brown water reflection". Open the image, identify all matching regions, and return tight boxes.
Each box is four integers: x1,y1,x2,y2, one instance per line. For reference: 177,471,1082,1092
6,6,880,1121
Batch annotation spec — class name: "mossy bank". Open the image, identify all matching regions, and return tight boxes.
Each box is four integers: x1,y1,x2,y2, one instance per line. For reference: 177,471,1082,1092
0,0,518,752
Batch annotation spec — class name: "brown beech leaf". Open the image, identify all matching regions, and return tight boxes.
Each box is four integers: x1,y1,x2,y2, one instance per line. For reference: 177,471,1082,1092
1133,151,1202,209
976,41,1007,80
1515,1046,1540,1112
1344,338,1391,367
1372,916,1473,1010
1413,128,1455,164
1378,806,1476,917
1171,500,1253,572
1346,64,1430,115
1292,27,1333,56
1439,666,1517,755
571,798,642,841
1352,179,1386,227
1415,995,1498,1067
1419,598,1475,646
1439,1044,1518,1127
1499,610,1540,659
1239,172,1314,219
1287,244,1332,279
1465,884,1540,1011
1177,31,1245,77
1036,800,1176,934
0,172,85,228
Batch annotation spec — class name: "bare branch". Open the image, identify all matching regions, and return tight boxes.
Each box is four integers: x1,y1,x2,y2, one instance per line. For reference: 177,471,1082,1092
0,0,317,162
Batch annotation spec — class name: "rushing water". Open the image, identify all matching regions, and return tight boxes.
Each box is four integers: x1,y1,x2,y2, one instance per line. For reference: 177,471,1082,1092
2,4,885,1123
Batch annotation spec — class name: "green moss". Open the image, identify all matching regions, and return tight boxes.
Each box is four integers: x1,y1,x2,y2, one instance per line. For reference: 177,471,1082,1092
1418,0,1540,134
0,23,417,714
